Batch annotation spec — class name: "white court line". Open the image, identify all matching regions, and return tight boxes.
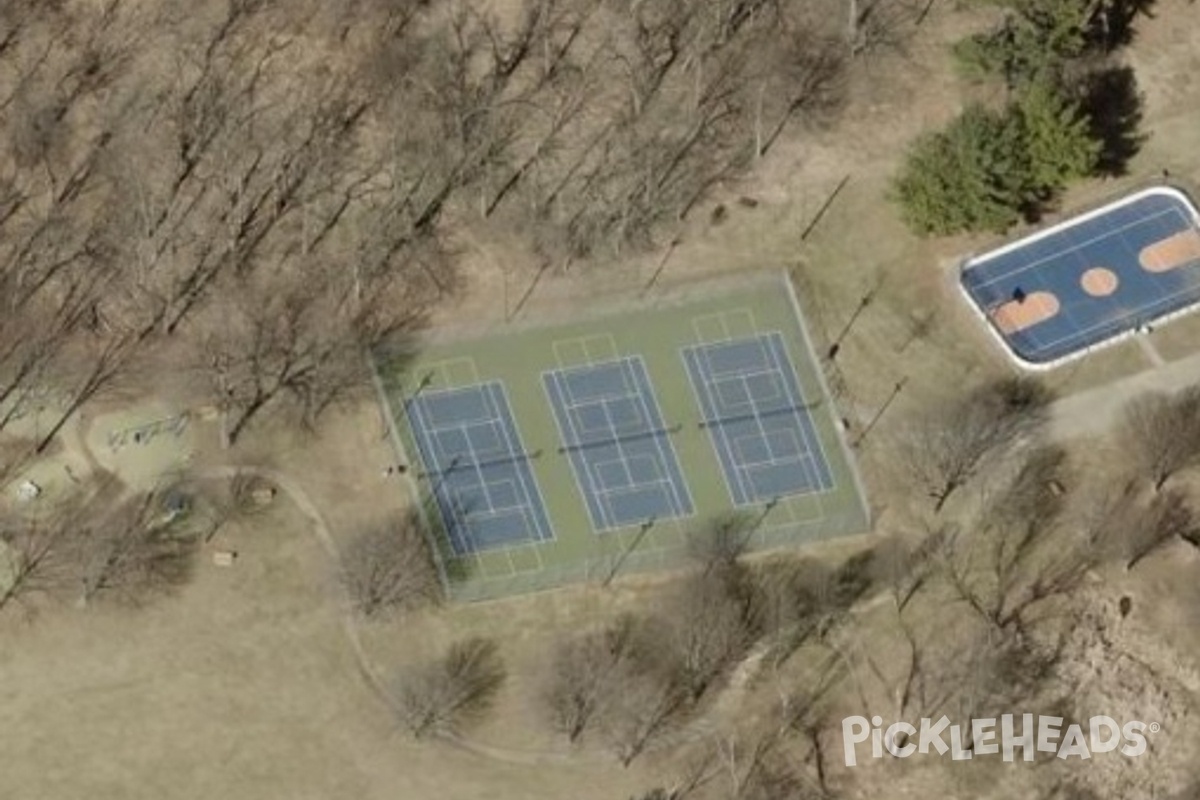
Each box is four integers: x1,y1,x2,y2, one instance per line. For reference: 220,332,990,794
738,371,794,500
628,355,695,517
541,370,606,531
686,335,833,507
731,427,805,471
1012,276,1200,357
703,337,774,378
547,357,693,529
688,345,753,504
965,186,1200,276
597,383,646,527
406,393,469,553
958,186,1200,370
765,333,836,493
492,383,555,543
975,206,1200,358
550,368,631,530
698,340,791,506
681,345,744,506
968,206,1187,292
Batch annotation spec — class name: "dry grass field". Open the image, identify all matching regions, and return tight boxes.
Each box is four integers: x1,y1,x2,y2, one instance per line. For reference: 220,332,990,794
3,0,1200,799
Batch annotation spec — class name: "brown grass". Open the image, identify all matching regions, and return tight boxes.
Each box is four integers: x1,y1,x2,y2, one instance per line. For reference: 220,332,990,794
7,0,1200,798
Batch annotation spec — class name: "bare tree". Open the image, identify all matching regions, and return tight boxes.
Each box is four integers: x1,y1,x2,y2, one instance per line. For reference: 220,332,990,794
869,530,942,614
757,551,873,669
1,476,200,610
1124,489,1195,570
395,637,506,738
894,377,1054,512
600,640,690,767
666,659,847,800
0,507,76,611
541,614,640,743
542,611,694,763
666,565,764,701
340,512,439,617
933,445,1081,634
1074,481,1196,571
199,266,421,444
846,0,932,58
73,486,202,605
1115,387,1200,491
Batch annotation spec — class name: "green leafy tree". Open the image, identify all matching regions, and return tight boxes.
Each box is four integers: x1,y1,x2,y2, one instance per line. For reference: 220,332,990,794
893,87,1100,236
952,0,1095,87
1013,81,1100,196
891,104,1027,236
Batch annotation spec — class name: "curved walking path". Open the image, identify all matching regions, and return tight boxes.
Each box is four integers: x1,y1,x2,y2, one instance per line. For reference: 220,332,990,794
195,465,589,767
1049,348,1200,440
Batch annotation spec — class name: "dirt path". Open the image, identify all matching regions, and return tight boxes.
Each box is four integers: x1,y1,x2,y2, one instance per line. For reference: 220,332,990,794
1049,348,1200,440
192,465,598,767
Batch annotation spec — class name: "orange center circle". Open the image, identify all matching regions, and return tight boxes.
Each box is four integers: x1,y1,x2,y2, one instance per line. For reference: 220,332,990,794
1081,267,1119,297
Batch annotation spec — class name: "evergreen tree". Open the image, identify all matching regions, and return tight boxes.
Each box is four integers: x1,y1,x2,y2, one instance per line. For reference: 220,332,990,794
1013,80,1100,196
891,104,1027,236
892,87,1101,236
953,0,1094,87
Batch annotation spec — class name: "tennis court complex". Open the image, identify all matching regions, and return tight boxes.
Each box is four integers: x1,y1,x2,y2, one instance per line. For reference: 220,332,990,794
960,186,1200,369
374,272,869,600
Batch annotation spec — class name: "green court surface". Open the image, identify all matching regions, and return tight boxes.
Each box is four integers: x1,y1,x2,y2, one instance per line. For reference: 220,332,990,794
373,271,871,601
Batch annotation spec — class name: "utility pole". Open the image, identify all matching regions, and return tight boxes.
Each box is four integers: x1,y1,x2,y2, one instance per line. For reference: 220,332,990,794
827,287,876,361
640,237,682,297
603,517,657,588
508,259,555,321
852,377,907,448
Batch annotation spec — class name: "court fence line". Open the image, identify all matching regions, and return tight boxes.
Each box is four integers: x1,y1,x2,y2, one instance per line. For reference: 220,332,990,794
371,269,873,602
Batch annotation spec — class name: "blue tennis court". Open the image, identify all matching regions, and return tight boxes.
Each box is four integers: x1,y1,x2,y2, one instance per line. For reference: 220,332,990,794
406,383,552,555
961,187,1200,368
683,333,834,506
543,358,693,530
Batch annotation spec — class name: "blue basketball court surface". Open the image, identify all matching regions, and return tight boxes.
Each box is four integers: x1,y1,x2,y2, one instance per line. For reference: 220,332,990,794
960,187,1200,368
406,383,552,555
683,332,834,506
543,357,693,530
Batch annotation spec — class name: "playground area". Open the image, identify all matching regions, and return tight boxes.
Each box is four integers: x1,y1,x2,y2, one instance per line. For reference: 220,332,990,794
374,272,870,600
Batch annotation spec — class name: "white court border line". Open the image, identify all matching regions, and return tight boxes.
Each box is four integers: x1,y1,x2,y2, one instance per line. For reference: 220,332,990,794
408,382,554,556
764,332,837,492
541,356,695,532
958,185,1200,371
966,204,1195,358
682,331,838,507
368,350,453,595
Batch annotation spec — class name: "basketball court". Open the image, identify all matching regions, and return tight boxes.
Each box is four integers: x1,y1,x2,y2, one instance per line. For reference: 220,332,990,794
960,187,1200,369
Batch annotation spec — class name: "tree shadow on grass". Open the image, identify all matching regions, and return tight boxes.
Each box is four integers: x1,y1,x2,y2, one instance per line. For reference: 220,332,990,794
1081,65,1147,178
1088,0,1157,52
